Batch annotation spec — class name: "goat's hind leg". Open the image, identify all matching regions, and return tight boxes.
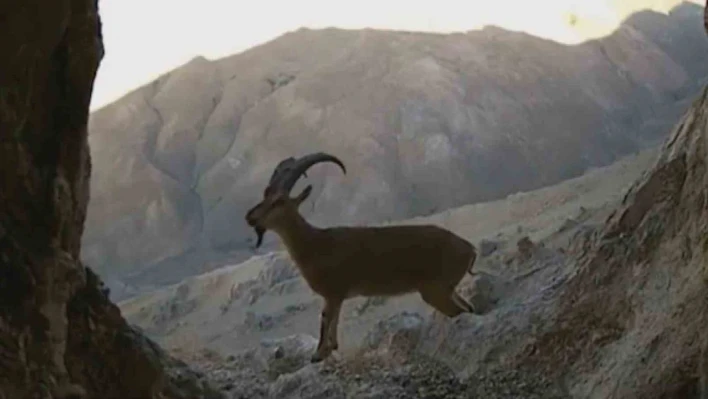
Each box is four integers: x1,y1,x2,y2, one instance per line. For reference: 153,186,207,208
466,251,478,277
452,291,476,314
327,300,343,351
419,287,468,318
420,287,468,356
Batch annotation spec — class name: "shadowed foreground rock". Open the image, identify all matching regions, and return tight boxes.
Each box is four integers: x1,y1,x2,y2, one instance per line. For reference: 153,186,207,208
0,1,221,398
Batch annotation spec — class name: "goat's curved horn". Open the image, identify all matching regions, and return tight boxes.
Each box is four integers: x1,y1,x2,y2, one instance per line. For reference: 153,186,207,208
278,153,346,193
267,157,296,189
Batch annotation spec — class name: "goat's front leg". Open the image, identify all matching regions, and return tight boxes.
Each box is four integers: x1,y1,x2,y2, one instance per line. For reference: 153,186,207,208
326,298,343,351
311,298,343,363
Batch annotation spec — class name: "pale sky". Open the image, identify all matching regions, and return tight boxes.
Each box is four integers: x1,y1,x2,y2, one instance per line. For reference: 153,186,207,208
91,0,698,111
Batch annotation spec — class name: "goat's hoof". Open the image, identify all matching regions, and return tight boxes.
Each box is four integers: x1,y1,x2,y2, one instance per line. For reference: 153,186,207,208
311,348,334,363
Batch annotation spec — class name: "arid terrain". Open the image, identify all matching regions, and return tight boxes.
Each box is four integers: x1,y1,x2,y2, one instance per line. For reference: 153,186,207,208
3,1,708,398
120,147,657,355
119,84,708,399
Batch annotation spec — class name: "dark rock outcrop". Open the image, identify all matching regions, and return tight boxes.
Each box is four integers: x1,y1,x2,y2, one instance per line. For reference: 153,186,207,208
0,1,220,397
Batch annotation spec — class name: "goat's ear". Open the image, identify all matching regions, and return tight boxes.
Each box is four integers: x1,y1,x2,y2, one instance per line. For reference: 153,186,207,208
293,185,313,206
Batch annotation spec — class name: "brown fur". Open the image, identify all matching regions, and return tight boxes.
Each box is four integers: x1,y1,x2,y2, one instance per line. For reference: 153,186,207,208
246,186,478,362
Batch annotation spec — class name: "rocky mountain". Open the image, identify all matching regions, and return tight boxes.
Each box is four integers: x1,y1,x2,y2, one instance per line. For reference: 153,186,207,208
84,3,708,298
120,81,708,398
0,1,220,398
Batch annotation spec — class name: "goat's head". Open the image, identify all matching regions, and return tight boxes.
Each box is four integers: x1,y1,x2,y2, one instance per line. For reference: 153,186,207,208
245,152,346,248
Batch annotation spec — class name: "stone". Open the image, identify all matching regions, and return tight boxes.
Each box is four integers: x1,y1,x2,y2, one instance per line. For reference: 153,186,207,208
362,312,425,356
259,334,319,378
479,239,500,257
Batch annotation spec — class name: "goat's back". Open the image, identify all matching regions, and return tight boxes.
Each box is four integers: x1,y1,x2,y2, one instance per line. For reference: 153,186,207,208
308,224,475,297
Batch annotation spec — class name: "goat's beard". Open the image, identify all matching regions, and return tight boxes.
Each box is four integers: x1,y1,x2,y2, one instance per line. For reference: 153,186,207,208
254,226,265,248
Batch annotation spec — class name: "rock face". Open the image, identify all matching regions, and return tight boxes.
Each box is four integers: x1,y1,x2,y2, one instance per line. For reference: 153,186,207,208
351,86,708,397
441,85,708,398
526,85,708,398
83,3,708,297
115,78,708,397
0,2,219,398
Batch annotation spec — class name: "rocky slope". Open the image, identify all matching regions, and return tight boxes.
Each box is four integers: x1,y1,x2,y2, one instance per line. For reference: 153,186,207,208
523,85,708,398
84,3,708,298
119,147,656,354
0,2,219,398
412,85,708,398
122,61,708,399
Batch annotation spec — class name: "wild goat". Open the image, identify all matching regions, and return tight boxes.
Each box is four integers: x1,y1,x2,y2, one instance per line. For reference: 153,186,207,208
245,152,478,362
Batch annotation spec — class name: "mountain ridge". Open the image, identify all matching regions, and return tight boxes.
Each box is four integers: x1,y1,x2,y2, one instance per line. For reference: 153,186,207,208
85,3,708,299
